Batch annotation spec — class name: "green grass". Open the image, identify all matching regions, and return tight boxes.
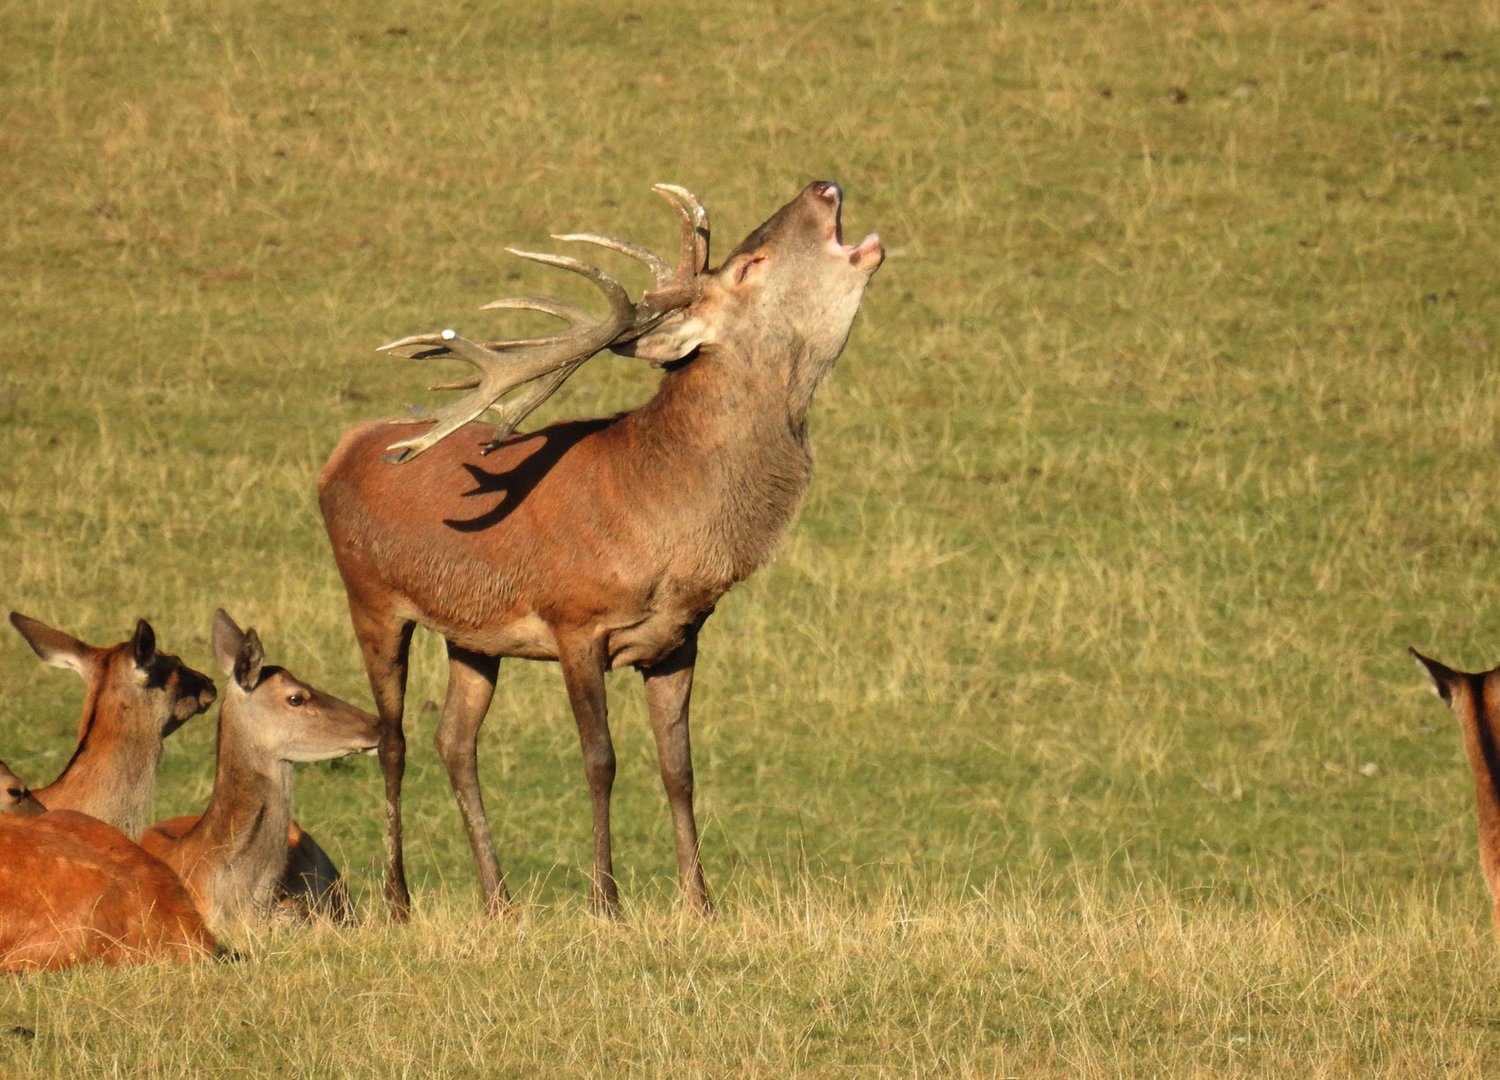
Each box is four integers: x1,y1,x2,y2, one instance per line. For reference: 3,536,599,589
3,0,1500,1073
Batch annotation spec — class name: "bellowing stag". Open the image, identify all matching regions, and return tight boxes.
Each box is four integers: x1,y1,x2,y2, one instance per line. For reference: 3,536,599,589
318,181,883,918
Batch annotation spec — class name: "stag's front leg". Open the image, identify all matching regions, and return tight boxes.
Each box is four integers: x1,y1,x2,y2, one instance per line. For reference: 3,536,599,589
350,607,416,922
641,629,712,916
558,636,619,917
436,642,510,917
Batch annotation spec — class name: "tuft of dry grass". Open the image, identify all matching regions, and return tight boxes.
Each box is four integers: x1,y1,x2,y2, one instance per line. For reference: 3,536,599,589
3,880,1499,1077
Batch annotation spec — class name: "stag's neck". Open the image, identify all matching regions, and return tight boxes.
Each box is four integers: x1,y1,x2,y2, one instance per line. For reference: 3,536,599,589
33,684,162,836
628,345,820,571
191,708,294,925
645,338,828,446
1460,686,1500,886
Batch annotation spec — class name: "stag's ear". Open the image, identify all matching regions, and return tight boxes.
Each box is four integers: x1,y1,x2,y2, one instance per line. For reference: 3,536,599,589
9,612,96,679
233,629,265,693
612,309,713,365
212,609,249,678
132,619,157,668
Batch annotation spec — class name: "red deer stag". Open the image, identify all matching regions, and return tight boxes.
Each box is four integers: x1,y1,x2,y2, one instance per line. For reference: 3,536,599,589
0,808,217,971
140,611,380,934
9,612,217,837
1412,648,1500,932
319,181,883,918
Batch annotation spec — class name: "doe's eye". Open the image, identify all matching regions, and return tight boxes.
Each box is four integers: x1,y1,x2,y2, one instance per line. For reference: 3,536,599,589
287,693,307,708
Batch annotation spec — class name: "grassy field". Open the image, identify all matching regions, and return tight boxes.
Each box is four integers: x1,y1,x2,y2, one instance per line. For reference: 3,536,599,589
3,0,1500,1073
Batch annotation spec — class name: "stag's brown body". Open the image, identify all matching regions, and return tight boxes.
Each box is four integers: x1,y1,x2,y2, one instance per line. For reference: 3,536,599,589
323,356,813,668
320,181,883,917
0,810,216,972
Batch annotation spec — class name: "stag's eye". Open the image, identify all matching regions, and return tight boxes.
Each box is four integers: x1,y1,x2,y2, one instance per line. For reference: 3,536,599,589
6,788,22,799
733,253,766,285
287,692,307,708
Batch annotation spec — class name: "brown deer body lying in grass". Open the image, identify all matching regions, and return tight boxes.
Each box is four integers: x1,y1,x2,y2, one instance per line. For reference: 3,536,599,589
319,181,883,918
139,611,380,935
0,756,215,971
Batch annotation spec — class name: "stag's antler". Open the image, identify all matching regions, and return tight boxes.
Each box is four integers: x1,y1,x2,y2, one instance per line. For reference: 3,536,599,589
380,184,711,464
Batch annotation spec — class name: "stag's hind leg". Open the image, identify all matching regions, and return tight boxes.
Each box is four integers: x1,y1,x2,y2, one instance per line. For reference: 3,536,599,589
641,629,712,916
348,601,416,921
557,635,619,917
435,641,510,917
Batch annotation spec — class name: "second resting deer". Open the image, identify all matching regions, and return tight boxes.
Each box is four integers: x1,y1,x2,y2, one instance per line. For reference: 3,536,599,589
139,610,380,935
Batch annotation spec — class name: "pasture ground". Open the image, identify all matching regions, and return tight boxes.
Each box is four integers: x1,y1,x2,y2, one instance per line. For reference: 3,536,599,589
3,0,1499,1074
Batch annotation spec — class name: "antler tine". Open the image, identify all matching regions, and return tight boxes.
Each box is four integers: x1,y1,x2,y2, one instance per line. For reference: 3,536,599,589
553,233,674,287
479,296,591,320
476,297,594,350
503,248,635,326
652,184,710,276
377,331,462,360
380,329,591,463
380,183,709,463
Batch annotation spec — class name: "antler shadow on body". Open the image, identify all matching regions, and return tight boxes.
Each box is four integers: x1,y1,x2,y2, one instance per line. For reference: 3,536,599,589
319,181,883,919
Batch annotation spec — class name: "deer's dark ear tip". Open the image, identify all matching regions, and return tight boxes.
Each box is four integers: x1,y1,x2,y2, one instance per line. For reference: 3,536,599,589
132,619,156,662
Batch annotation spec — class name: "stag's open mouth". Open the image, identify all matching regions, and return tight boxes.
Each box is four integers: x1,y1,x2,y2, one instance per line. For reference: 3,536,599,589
844,231,884,269
817,181,884,271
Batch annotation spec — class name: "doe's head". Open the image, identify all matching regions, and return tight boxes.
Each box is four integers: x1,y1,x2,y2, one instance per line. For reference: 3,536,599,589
1410,647,1500,723
212,609,381,763
9,611,217,738
0,760,44,816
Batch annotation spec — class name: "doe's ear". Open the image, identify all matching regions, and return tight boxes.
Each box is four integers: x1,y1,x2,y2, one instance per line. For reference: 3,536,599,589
233,629,265,694
9,612,96,680
212,609,248,678
1410,647,1459,703
132,619,157,669
611,309,712,366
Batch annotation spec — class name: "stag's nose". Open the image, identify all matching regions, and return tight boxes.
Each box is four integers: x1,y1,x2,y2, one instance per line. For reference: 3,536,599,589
810,181,842,205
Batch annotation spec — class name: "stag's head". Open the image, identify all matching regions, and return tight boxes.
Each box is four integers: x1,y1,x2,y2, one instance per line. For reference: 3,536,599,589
618,182,883,389
380,182,882,460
